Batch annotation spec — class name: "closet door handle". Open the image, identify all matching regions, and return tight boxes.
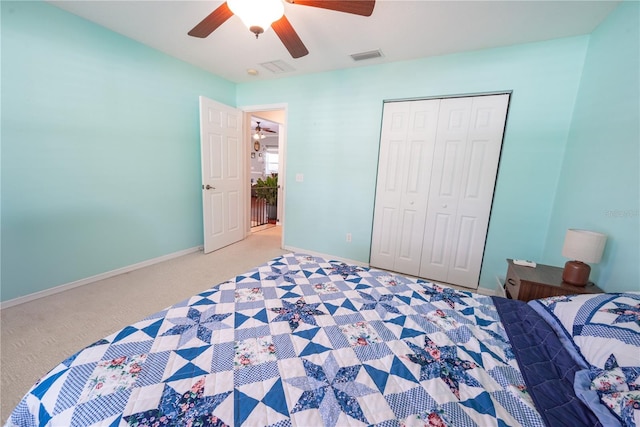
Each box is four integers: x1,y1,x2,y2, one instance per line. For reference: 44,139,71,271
203,184,216,190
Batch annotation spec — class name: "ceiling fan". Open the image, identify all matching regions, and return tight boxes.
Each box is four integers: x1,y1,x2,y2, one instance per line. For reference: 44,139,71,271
253,121,276,139
188,0,376,59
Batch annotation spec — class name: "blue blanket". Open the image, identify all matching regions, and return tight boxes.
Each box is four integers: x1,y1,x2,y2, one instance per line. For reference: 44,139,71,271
493,296,602,427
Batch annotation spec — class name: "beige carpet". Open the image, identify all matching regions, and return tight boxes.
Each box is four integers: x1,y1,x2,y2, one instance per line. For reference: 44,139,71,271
0,226,286,421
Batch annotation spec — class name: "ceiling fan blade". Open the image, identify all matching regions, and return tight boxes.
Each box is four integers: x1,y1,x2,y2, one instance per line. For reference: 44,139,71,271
288,0,375,17
271,15,309,59
188,2,234,38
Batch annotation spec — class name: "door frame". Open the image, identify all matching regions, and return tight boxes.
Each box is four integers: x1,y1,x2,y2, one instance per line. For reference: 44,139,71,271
383,90,513,104
239,103,288,248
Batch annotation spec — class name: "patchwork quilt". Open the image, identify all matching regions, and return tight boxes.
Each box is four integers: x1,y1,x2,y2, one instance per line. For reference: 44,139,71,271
6,254,546,427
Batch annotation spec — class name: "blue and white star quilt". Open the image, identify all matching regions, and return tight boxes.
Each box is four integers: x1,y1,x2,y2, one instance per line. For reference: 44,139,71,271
6,254,545,427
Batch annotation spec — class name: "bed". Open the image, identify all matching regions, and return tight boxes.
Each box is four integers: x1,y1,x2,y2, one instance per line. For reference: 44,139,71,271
5,253,639,427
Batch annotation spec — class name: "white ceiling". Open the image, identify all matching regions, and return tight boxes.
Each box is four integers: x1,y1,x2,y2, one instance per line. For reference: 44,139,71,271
48,0,619,84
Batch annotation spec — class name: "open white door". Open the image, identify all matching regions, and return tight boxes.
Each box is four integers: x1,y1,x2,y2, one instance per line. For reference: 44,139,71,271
200,96,244,253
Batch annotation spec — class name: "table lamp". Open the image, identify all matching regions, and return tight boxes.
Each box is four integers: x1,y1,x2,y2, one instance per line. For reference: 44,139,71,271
561,229,607,286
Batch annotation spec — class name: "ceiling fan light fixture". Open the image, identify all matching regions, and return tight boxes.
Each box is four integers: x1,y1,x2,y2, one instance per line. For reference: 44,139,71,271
227,0,284,37
254,121,267,140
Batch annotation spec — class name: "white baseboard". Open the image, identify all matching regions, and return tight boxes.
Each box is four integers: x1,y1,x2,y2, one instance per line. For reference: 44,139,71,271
3,245,500,310
0,246,203,310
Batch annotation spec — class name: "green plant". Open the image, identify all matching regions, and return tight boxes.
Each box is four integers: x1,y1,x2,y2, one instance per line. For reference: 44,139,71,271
254,174,278,206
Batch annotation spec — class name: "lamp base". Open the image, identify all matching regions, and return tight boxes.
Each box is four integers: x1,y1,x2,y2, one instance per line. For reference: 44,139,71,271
562,260,591,286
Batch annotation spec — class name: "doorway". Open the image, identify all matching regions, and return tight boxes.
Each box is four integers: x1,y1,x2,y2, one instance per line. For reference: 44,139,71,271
242,107,286,245
250,116,279,231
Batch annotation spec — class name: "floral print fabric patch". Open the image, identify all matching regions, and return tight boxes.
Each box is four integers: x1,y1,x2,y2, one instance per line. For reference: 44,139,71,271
234,336,277,368
312,282,340,294
79,354,147,402
235,287,263,303
340,321,383,347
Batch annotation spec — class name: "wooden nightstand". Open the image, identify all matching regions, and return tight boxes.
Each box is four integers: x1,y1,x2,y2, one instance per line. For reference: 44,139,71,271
505,259,604,302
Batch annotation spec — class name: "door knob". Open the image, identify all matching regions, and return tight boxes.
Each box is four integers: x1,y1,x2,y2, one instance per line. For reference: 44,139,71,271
442,204,447,208
203,184,215,190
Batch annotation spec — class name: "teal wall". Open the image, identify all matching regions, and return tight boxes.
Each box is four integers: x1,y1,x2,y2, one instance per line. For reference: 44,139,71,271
542,1,640,292
237,37,590,290
1,1,236,301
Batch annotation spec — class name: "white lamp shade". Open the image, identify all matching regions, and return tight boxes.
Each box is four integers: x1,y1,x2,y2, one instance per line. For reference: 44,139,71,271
562,229,607,264
227,0,284,33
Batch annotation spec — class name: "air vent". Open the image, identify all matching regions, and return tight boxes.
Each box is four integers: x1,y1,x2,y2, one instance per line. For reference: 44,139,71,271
350,49,383,61
260,60,295,74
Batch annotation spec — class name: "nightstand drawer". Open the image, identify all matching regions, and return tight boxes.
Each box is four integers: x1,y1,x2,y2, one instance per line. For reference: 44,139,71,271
505,264,521,299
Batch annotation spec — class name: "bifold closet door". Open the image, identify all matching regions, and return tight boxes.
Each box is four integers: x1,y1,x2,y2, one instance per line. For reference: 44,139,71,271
419,94,509,286
371,93,509,288
369,100,440,276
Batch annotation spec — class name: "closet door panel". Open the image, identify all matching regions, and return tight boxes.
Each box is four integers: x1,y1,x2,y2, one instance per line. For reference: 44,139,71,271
427,213,452,266
452,215,476,270
447,94,509,286
377,206,397,257
393,133,437,274
371,100,439,275
370,146,406,269
420,97,472,283
370,103,411,271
